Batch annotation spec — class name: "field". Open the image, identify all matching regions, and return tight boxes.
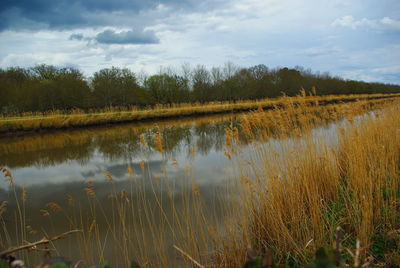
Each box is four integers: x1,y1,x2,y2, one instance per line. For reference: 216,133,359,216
1,95,400,267
1,92,399,133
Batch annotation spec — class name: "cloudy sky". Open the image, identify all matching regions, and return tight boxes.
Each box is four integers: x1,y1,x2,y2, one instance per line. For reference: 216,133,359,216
0,0,399,83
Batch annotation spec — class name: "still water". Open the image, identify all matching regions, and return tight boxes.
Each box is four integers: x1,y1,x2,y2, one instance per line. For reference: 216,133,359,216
0,112,344,266
0,114,237,189
0,114,248,266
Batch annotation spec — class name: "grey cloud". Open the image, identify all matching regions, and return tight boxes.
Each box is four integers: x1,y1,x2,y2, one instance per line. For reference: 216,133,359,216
95,29,159,45
69,33,84,41
0,0,227,31
0,2,88,31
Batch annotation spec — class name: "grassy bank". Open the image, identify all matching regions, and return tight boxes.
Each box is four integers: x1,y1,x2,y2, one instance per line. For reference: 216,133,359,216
216,97,400,266
1,97,399,267
1,93,399,133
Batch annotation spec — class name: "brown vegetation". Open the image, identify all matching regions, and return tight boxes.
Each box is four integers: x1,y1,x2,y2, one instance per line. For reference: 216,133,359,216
1,93,399,133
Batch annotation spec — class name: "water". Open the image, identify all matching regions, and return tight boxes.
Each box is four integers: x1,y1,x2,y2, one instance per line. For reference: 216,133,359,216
0,114,245,266
0,115,239,186
0,111,354,266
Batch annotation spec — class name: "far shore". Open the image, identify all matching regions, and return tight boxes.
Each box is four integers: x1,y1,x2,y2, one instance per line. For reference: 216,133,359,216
1,93,399,134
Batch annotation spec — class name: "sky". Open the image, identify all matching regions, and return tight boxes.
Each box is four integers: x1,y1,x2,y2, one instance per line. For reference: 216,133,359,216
0,0,399,84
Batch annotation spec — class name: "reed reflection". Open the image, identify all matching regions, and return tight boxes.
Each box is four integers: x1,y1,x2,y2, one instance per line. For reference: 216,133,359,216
0,114,239,169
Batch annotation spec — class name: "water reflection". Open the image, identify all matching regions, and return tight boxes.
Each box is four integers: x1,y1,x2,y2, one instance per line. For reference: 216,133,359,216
1,114,245,266
0,109,354,266
0,115,238,171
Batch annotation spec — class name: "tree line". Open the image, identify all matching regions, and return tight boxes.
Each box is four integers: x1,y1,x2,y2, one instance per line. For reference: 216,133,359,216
1,63,399,114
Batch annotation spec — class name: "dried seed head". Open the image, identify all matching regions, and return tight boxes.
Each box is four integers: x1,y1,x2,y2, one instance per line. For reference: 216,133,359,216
140,160,145,172
1,166,14,185
84,187,96,198
103,170,114,183
26,225,37,235
241,177,253,186
312,86,317,96
67,194,75,206
127,166,134,177
40,209,50,217
155,132,163,153
139,135,146,145
85,180,94,186
0,201,8,215
223,149,232,161
46,202,61,212
22,186,27,201
172,158,179,168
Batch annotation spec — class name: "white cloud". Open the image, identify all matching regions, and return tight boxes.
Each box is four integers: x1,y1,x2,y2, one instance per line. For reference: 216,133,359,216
332,15,400,30
380,17,400,30
371,65,400,75
341,70,384,82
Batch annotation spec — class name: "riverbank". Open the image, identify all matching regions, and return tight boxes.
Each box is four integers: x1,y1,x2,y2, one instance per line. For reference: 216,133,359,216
1,93,399,133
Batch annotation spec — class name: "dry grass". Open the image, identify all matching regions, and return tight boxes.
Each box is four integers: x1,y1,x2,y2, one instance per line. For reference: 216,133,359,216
0,93,399,133
1,94,399,267
214,96,400,266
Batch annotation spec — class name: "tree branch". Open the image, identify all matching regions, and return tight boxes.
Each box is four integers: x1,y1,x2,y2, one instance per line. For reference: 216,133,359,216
0,230,81,256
